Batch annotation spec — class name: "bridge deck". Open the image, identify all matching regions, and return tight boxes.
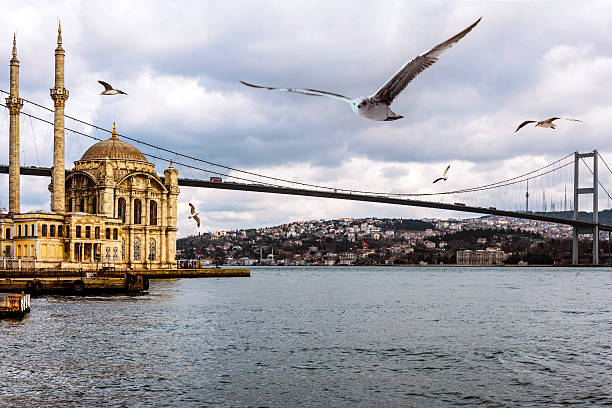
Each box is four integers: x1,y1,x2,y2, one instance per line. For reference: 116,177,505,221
1,165,610,232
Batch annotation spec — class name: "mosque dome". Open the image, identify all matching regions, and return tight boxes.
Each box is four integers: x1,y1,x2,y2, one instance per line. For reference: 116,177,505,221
79,123,147,162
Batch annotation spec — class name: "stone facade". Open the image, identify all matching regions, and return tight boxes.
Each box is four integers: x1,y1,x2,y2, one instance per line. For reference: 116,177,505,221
1,25,179,270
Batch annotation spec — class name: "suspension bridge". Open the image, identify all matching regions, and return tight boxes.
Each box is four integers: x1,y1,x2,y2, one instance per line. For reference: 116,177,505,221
2,89,612,264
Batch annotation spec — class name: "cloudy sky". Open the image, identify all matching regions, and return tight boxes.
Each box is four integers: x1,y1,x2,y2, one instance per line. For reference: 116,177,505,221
1,0,612,236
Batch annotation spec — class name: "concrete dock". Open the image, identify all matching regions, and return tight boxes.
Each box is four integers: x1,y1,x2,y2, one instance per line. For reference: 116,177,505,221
0,273,148,295
142,268,250,279
0,265,250,295
0,267,249,295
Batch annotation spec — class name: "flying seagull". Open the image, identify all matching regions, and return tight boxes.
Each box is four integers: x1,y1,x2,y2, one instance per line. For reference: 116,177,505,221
98,80,127,95
241,17,481,121
188,203,201,229
433,165,450,184
515,117,582,132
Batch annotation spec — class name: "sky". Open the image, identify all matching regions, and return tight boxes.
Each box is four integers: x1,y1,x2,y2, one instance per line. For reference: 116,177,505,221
1,0,612,236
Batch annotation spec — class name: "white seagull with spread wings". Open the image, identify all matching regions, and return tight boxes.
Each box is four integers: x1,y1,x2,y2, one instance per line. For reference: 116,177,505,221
515,117,582,132
433,165,451,184
188,203,201,229
98,80,127,95
241,17,481,121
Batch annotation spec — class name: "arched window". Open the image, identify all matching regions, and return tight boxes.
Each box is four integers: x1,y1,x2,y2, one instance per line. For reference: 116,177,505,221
106,228,111,239
113,228,118,240
92,197,98,214
79,198,85,212
31,224,35,236
134,199,142,224
66,226,70,238
118,198,127,223
17,244,21,257
134,237,141,261
18,225,22,237
149,238,157,261
41,225,47,237
5,228,10,239
149,201,158,225
68,199,72,212
50,225,56,237
58,225,63,237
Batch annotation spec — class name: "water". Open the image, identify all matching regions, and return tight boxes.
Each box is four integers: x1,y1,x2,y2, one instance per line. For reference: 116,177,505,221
1,266,611,407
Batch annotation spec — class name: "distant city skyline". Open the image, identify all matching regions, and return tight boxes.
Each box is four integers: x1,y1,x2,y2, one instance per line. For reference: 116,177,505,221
1,1,612,236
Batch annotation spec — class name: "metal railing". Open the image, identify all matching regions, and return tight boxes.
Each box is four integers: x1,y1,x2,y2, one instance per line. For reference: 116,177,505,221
0,268,135,279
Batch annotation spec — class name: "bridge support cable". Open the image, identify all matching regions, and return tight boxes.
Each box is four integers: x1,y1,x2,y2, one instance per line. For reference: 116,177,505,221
0,90,582,199
0,92,605,240
0,99,583,223
2,97,578,208
0,101,296,188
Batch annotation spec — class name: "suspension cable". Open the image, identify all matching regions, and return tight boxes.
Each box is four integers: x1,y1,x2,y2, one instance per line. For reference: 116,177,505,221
0,92,577,198
598,152,612,176
0,101,288,188
580,157,612,201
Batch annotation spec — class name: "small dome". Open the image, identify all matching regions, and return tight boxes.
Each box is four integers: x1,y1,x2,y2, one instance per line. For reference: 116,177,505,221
79,123,147,162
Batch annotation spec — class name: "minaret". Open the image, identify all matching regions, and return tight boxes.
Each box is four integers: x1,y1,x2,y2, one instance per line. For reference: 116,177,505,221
164,163,179,267
50,22,69,213
6,34,24,215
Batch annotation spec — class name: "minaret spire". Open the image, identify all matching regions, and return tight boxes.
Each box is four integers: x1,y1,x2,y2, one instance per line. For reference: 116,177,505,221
57,21,63,47
7,32,24,215
11,33,17,59
50,21,69,213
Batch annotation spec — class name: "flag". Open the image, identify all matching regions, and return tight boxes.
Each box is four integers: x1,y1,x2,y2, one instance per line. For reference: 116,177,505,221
362,241,369,248
195,250,202,254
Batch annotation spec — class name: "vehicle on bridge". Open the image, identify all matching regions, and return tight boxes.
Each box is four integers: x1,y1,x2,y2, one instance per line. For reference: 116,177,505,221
210,177,223,183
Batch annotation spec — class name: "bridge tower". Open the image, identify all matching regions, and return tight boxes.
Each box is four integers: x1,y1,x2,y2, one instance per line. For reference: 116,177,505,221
50,22,69,213
525,180,529,212
6,34,23,215
573,150,599,265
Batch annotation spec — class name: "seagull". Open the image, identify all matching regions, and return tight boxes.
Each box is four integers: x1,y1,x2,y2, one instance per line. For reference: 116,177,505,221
98,80,127,95
241,17,481,122
188,203,201,229
433,165,450,184
515,117,582,132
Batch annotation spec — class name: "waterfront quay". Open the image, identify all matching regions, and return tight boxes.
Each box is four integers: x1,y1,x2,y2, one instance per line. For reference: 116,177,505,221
0,269,148,294
0,267,250,295
142,268,250,279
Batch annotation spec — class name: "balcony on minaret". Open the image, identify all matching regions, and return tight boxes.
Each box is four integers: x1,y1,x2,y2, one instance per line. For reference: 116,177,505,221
50,87,69,106
5,96,23,115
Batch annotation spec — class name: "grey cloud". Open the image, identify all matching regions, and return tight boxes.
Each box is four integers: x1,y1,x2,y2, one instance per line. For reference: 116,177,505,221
2,1,612,232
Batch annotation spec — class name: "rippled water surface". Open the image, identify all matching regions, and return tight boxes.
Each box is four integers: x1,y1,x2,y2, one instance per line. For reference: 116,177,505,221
2,266,612,407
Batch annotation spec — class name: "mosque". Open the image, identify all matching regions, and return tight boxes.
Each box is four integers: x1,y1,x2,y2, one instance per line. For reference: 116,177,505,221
1,25,179,270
